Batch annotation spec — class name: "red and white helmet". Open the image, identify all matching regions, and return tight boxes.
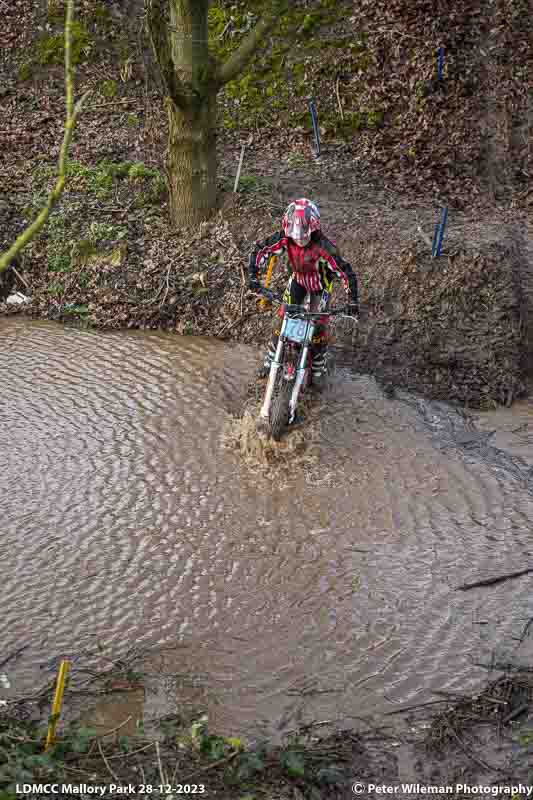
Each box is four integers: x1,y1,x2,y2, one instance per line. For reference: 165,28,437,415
282,198,320,247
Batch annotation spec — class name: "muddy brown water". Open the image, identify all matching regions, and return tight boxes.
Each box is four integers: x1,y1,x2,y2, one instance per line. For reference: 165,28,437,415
2,318,533,740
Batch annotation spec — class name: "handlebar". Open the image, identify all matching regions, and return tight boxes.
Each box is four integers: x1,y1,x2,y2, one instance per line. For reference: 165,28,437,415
256,287,357,319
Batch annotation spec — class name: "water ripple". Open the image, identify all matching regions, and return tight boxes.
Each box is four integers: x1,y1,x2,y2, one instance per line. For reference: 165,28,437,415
1,319,532,740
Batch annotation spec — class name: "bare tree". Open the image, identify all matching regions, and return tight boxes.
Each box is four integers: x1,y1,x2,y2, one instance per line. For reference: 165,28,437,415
0,0,89,276
146,0,289,227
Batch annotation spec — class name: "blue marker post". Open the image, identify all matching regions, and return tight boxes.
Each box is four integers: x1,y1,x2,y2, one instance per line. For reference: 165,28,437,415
437,46,444,81
308,99,321,158
432,207,449,257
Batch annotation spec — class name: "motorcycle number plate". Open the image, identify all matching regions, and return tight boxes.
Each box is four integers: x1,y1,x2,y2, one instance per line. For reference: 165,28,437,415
284,318,308,343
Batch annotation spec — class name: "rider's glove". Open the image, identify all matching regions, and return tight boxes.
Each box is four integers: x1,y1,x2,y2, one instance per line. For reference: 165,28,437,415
248,277,260,292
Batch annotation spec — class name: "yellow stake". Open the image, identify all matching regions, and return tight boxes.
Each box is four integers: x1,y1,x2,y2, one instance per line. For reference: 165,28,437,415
45,659,70,751
258,255,277,310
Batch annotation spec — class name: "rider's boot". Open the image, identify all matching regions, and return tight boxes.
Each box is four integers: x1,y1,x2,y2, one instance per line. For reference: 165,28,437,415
257,339,277,379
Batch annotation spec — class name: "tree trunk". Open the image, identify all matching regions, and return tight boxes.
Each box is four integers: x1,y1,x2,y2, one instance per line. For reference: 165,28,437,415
166,94,217,227
147,0,289,228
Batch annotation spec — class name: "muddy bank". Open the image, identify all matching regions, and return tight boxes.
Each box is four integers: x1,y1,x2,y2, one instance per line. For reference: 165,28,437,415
2,175,532,409
352,225,533,409
1,0,532,410
0,0,531,413
2,649,533,799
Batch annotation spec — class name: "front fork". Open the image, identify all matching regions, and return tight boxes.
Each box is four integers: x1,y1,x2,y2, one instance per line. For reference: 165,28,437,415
259,322,316,424
288,340,311,424
259,336,285,420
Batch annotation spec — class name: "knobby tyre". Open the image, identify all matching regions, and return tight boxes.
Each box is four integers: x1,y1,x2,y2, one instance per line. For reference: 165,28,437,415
270,378,293,441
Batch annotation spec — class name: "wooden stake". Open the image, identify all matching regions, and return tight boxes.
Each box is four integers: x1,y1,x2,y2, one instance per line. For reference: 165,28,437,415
233,145,246,193
45,659,70,750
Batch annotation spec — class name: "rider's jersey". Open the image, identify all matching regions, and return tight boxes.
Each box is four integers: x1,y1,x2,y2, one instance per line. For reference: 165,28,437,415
248,231,358,301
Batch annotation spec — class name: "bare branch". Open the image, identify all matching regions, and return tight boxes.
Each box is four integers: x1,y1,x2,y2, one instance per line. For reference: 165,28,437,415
215,1,290,89
456,566,533,591
146,0,191,109
0,0,91,275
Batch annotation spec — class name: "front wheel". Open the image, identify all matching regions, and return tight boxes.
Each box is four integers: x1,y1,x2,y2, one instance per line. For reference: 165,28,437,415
270,379,292,441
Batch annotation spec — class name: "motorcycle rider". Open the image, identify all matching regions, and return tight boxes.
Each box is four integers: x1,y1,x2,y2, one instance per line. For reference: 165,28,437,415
248,198,359,389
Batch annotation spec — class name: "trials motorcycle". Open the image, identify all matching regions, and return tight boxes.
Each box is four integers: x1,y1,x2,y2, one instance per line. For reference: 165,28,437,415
256,285,357,440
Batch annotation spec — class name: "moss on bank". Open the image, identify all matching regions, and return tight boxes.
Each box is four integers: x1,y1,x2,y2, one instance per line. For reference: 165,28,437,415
208,0,382,140
31,160,165,202
36,21,92,66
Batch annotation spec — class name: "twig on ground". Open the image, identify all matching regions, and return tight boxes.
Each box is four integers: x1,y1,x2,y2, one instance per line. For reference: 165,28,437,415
0,646,28,670
432,689,473,699
456,567,533,591
180,750,239,782
98,715,133,740
64,764,101,777
4,732,42,744
11,266,30,290
85,99,142,111
335,77,344,120
474,661,533,673
444,720,506,775
384,699,454,716
501,703,529,724
155,740,167,786
97,737,119,781
159,263,172,308
284,719,335,736
108,742,153,760
135,282,164,306
218,20,232,39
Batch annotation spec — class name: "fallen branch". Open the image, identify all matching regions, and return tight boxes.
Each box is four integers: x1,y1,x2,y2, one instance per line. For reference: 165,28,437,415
158,263,172,308
384,698,454,716
11,265,30,290
444,720,506,775
155,741,167,788
335,77,344,120
501,703,529,724
97,738,119,782
456,567,533,591
180,750,239,783
0,645,28,670
85,99,141,110
98,715,133,741
107,742,153,760
473,661,533,674
0,0,90,275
